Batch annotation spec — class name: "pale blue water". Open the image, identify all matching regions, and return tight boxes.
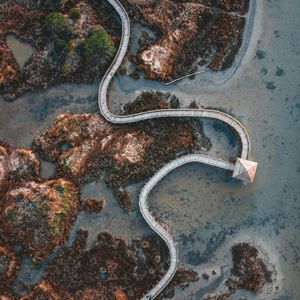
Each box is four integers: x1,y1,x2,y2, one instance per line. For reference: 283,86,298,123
1,0,300,299
145,0,300,298
110,0,300,298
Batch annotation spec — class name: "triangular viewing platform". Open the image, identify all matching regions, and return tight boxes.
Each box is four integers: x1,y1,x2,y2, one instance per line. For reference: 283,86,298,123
232,158,258,183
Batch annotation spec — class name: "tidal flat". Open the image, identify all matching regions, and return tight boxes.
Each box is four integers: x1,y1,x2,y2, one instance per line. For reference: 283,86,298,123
0,0,300,299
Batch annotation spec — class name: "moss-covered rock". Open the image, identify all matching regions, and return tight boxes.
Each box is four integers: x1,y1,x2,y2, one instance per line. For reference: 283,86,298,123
0,141,40,201
80,25,116,69
2,179,80,263
1,1,120,99
69,7,81,21
44,12,74,40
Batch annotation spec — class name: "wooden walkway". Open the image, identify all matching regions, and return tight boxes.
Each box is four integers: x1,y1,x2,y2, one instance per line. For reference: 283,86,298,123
98,0,257,299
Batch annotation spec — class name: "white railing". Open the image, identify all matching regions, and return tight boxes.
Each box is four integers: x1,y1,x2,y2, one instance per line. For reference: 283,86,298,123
97,1,254,299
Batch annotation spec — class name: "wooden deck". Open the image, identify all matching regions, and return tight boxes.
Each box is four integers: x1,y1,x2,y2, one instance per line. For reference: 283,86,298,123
98,0,257,299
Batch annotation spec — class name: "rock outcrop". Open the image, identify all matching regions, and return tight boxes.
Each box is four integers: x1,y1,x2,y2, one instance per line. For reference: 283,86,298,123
33,110,209,188
83,198,105,213
229,243,272,292
0,141,40,199
0,141,80,264
2,179,80,263
124,0,250,80
204,243,273,300
18,230,198,300
0,0,120,100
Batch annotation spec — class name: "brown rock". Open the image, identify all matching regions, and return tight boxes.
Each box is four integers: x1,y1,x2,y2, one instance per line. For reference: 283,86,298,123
122,91,172,114
202,272,209,280
189,101,199,109
0,243,20,285
113,289,128,300
2,179,80,263
115,188,133,213
33,112,207,189
0,292,15,300
204,243,273,300
125,0,249,80
20,280,71,300
230,243,272,292
83,198,105,213
0,141,40,200
135,0,204,80
41,230,197,300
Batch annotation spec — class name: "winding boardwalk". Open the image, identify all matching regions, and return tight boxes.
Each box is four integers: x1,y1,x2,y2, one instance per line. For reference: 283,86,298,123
98,0,258,299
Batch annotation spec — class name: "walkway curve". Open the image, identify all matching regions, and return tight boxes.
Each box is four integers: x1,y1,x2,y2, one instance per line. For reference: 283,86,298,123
98,0,257,299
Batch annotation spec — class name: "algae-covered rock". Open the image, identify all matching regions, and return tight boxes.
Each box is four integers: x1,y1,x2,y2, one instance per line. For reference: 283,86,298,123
0,141,40,199
2,178,79,263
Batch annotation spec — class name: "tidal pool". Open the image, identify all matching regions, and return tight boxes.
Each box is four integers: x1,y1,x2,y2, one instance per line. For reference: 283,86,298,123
5,34,35,69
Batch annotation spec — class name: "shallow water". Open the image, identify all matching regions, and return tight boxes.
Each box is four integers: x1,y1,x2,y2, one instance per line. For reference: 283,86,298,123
5,34,35,69
141,0,300,298
1,0,300,299
110,0,300,298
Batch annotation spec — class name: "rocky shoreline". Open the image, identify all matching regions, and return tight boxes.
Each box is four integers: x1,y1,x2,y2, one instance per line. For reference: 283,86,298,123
0,136,202,299
0,142,80,264
32,93,211,197
0,0,277,298
121,0,250,81
0,92,211,297
0,0,120,100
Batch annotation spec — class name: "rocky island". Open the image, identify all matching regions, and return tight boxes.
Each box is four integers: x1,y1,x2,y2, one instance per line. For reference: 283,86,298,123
0,0,119,100
122,0,250,80
0,142,80,264
33,93,211,211
204,243,273,300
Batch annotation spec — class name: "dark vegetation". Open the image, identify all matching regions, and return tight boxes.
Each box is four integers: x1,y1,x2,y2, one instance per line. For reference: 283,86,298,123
0,0,120,100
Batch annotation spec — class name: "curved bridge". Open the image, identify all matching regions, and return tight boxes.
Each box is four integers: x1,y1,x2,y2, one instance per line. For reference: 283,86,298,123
98,0,258,299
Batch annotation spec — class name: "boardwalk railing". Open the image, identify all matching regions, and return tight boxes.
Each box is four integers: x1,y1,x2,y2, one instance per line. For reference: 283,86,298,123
98,0,257,299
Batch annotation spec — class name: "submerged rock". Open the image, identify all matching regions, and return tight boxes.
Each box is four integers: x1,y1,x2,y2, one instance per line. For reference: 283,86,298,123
204,243,273,300
229,243,272,292
2,178,79,263
114,187,133,214
83,198,105,213
18,229,198,300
